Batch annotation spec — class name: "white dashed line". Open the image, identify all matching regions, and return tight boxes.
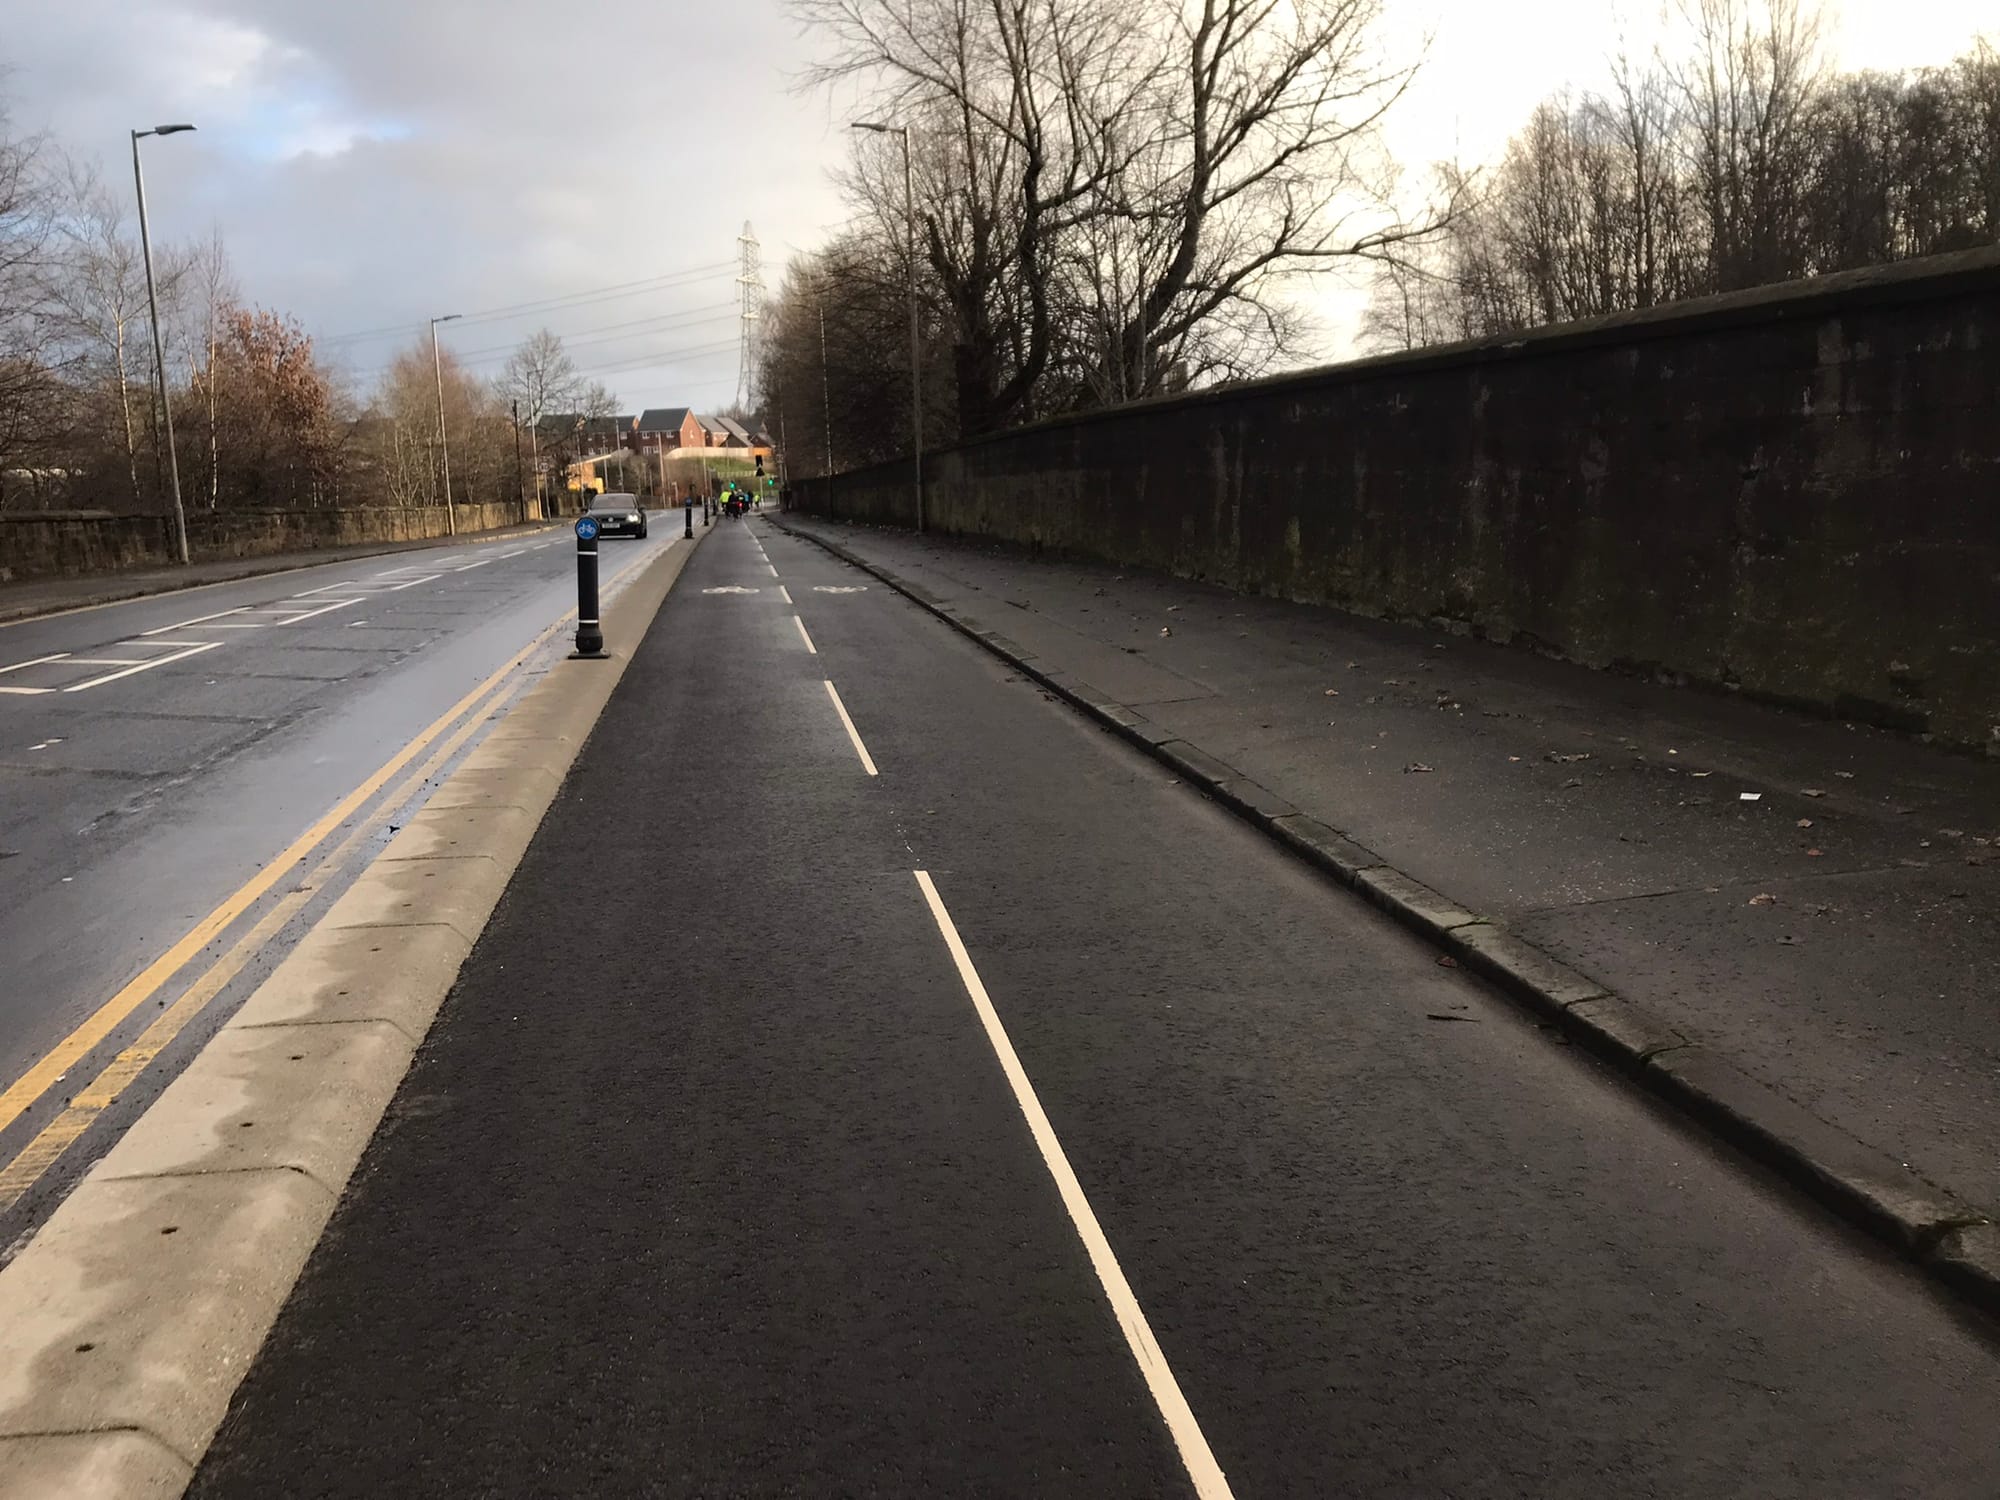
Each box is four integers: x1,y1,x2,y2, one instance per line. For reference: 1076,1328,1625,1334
62,640,224,692
139,607,250,636
794,617,817,654
912,871,1235,1500
822,680,878,776
0,653,72,677
778,585,793,605
276,597,365,624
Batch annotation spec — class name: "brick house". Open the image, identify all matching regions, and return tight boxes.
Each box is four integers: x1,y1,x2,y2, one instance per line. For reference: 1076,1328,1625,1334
633,408,708,454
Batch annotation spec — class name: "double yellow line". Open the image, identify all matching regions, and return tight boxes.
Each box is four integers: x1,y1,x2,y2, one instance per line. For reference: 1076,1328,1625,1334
0,613,568,1213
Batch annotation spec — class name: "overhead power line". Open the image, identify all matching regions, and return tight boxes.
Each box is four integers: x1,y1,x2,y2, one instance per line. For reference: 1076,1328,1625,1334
318,260,738,345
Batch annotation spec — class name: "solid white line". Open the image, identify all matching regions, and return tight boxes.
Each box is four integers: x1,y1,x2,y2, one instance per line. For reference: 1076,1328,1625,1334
794,616,817,654
822,680,878,776
778,585,793,604
497,548,526,559
0,653,71,677
454,558,495,572
911,870,1234,1500
276,596,365,624
139,607,250,636
0,685,53,695
60,657,152,667
62,640,223,692
384,574,442,591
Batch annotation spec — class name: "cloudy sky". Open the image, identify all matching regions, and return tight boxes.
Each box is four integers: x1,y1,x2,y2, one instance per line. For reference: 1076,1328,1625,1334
1,0,1989,413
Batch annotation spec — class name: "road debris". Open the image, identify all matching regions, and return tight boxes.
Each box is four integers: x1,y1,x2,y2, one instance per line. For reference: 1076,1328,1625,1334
1748,892,1778,906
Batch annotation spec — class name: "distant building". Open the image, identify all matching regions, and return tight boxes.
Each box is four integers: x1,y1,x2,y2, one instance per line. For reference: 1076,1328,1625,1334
634,408,707,453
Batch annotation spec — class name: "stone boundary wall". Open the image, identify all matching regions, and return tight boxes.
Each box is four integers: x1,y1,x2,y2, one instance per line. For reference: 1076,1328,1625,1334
792,247,2000,748
0,499,549,583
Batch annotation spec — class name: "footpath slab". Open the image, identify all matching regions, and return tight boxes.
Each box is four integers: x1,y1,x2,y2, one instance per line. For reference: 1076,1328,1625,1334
0,519,566,626
777,513,2000,1308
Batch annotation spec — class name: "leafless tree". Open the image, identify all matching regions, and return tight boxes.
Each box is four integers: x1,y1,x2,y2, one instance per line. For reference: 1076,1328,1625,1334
45,164,162,505
499,328,580,506
0,103,70,510
178,231,238,509
799,0,1446,435
1667,0,1827,290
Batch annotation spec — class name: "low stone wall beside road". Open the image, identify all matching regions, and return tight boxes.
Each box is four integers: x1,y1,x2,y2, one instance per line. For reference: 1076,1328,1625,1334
791,247,2000,748
0,499,547,583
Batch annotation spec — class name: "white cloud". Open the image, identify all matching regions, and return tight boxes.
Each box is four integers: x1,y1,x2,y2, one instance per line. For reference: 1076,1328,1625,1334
2,0,1987,405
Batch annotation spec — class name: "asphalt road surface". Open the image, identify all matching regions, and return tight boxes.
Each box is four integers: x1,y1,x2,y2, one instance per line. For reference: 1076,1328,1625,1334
0,519,676,1248
190,517,2000,1499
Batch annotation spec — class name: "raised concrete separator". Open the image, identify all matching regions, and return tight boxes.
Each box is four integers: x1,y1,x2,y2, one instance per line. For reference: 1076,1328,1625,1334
0,528,708,1498
773,515,2000,1323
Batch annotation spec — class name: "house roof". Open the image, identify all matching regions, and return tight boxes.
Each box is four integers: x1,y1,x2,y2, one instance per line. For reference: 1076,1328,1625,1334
637,407,692,433
696,414,727,434
716,417,752,443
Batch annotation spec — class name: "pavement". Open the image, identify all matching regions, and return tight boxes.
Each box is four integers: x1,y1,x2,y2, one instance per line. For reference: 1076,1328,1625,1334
0,519,567,627
0,517,678,1258
179,516,2000,1498
772,517,2000,1264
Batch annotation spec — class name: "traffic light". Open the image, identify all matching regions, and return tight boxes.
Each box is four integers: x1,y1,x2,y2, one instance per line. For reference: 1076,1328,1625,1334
755,453,765,477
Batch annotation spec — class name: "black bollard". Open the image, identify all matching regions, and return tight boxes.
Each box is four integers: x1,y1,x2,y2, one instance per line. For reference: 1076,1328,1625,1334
684,496,694,538
571,515,608,658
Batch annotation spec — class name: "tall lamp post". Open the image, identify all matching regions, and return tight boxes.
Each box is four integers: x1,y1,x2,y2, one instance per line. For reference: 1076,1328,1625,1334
852,120,922,533
429,313,462,537
132,124,195,565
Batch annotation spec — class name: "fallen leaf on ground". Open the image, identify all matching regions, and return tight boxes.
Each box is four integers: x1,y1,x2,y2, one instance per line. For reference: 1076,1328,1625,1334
1323,688,1339,696
1690,771,1712,778
1436,955,1458,967
1797,818,1813,829
1748,892,1778,906
1508,755,1522,762
1426,1013,1480,1023
1159,626,1172,637
1404,762,1435,774
1545,751,1592,763
1834,770,1855,779
1802,788,1826,797
1563,777,1584,789
1807,848,1823,856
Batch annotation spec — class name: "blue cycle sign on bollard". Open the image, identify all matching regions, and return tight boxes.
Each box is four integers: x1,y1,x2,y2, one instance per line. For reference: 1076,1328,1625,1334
571,514,607,658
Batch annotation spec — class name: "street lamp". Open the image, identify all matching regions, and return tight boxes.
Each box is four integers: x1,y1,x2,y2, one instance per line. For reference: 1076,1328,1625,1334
132,124,195,565
852,120,922,534
430,313,462,537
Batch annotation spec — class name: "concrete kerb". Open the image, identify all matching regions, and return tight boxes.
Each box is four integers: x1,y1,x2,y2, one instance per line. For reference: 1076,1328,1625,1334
770,515,2000,1321
0,526,708,1496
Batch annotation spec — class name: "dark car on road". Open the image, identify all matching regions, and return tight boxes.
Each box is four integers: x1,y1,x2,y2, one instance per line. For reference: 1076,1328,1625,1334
586,492,648,539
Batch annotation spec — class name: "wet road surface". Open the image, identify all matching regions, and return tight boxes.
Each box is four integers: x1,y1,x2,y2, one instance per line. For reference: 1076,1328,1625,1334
190,518,2000,1498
